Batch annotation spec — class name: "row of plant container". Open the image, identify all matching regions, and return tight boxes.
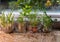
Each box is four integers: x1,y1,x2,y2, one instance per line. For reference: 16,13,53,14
0,6,53,33
0,11,53,33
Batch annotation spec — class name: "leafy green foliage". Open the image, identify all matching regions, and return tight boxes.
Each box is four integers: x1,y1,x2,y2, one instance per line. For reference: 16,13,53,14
17,5,31,23
8,0,46,9
0,13,14,27
22,5,32,16
42,11,53,29
9,0,59,10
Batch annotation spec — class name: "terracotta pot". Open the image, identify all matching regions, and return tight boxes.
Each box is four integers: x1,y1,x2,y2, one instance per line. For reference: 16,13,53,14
32,26,38,33
0,23,14,33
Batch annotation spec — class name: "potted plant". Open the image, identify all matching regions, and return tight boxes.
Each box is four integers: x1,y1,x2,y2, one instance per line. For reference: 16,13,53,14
31,20,38,33
42,11,53,33
0,13,14,33
17,13,26,33
16,5,32,33
28,14,39,33
16,5,31,33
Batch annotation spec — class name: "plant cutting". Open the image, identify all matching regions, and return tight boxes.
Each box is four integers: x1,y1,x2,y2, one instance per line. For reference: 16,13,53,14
17,14,26,33
28,14,39,33
0,13,14,33
16,5,31,33
6,13,14,33
42,11,53,33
